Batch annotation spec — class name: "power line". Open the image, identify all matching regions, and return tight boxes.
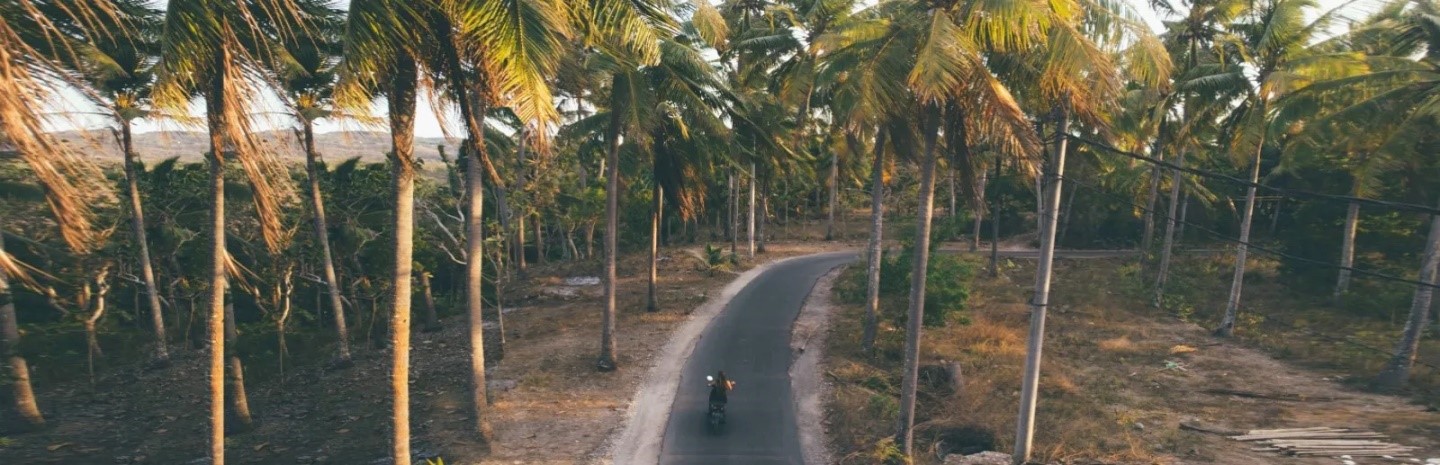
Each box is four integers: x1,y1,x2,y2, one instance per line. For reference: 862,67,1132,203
1059,174,1440,372
1059,173,1440,291
1069,135,1440,217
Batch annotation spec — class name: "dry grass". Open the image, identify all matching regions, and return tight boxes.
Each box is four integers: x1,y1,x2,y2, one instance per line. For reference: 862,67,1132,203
821,253,1440,465
0,241,851,464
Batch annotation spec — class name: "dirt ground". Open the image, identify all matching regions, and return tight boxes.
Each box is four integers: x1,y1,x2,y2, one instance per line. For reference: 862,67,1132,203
821,254,1440,465
0,238,861,465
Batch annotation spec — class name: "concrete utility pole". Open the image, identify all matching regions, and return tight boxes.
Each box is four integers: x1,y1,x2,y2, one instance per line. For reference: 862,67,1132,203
1013,106,1069,465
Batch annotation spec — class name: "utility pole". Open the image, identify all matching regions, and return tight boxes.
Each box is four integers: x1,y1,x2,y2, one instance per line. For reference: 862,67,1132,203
748,163,756,258
1013,105,1069,465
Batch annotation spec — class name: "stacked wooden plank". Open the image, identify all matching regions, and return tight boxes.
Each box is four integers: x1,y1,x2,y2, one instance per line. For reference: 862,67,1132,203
1230,427,1416,457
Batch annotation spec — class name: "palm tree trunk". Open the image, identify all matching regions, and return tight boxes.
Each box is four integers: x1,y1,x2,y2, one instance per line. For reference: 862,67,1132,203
972,170,987,252
1215,140,1264,337
729,171,737,255
206,58,229,465
826,155,839,241
121,120,169,365
1335,191,1360,302
758,179,769,253
534,215,545,265
419,272,440,332
1155,151,1186,307
1375,199,1440,389
990,158,1001,277
948,166,957,219
515,131,529,274
0,223,44,429
597,105,623,372
454,78,495,443
862,128,888,353
1177,189,1190,242
1142,154,1164,257
224,300,252,430
748,164,756,258
303,120,352,365
895,113,940,456
1013,108,1070,464
387,56,418,465
648,185,662,312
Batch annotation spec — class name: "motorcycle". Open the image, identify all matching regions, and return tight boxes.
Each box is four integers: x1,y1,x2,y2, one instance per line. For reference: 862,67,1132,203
705,376,726,433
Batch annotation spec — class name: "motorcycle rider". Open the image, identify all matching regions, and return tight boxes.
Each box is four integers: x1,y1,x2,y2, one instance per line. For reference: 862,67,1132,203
707,371,736,422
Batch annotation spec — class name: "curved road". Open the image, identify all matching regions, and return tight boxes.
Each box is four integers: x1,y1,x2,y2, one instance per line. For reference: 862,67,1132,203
655,248,1132,464
660,252,857,465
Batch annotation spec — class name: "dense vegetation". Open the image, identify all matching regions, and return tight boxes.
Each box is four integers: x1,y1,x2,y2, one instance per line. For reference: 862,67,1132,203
3,0,1440,463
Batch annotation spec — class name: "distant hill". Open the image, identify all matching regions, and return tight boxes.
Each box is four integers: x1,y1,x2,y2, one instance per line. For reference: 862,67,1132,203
48,130,461,164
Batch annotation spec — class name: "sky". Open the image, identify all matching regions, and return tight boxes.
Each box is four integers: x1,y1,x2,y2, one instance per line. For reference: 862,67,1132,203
45,0,1357,139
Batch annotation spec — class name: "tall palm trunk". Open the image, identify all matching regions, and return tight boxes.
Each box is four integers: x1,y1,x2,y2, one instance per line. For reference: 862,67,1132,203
757,179,769,253
1177,189,1190,242
1141,153,1164,257
454,81,495,443
0,221,43,428
895,114,940,456
748,164,756,258
303,119,352,365
1215,139,1264,337
1154,151,1186,307
648,185,662,312
862,128,888,353
729,171,738,255
826,154,839,241
597,106,623,372
205,57,229,465
972,170,987,252
463,133,494,441
948,167,957,219
1375,199,1440,389
515,132,529,273
1335,179,1361,302
387,56,418,465
121,120,169,365
1013,108,1070,464
990,158,1001,277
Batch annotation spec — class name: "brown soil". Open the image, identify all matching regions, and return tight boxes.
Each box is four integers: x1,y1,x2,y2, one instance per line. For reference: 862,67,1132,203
822,255,1440,465
0,240,857,465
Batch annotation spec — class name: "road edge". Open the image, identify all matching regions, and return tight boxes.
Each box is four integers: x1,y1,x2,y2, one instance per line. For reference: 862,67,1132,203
790,264,848,465
601,252,850,465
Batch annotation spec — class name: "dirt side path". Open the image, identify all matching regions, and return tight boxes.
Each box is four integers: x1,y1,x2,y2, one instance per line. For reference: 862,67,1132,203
792,265,848,465
820,258,1440,465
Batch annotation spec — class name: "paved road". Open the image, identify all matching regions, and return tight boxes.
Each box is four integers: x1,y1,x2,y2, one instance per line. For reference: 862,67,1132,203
655,248,1133,464
660,252,857,465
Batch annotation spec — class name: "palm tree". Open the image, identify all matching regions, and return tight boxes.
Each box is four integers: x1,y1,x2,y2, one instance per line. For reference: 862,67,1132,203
154,1,311,461
1211,0,1355,336
815,0,1061,454
1151,0,1248,307
82,0,170,366
336,0,429,461
1285,0,1440,387
276,0,353,366
1,0,134,427
0,224,44,429
573,0,678,372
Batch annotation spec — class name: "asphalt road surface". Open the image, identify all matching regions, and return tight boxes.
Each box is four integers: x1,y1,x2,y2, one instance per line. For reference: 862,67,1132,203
659,251,857,465
656,248,1133,464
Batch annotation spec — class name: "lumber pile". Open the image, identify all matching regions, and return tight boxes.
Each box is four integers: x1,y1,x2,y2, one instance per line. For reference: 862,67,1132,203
1230,427,1416,457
